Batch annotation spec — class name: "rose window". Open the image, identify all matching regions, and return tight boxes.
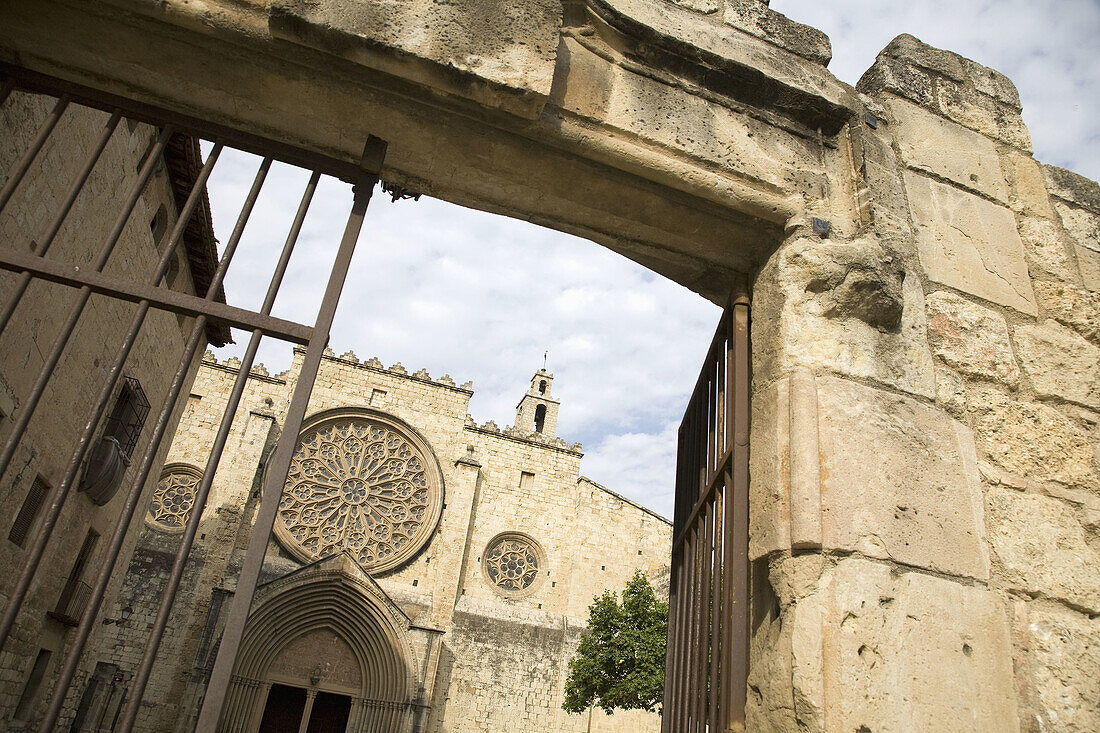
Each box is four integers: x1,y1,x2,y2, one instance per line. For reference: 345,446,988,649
274,412,444,574
483,533,546,596
148,464,202,532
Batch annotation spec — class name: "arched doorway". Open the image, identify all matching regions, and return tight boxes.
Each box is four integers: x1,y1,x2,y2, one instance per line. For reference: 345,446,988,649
219,554,418,733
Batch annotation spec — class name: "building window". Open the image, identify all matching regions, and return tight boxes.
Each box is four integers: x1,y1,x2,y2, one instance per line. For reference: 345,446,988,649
533,404,546,433
104,376,151,459
14,649,52,721
275,411,444,574
519,471,535,491
369,388,387,407
482,532,547,598
50,529,99,626
150,203,168,246
147,464,203,532
538,380,547,395
9,476,49,547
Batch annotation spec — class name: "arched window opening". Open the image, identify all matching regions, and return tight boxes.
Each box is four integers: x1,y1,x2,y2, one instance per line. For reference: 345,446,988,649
538,380,547,395
534,404,546,433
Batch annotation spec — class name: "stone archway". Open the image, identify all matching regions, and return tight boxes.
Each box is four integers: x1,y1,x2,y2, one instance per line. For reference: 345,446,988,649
220,554,419,733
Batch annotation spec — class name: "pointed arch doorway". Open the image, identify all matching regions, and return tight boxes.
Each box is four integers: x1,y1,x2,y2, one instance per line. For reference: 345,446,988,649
220,553,420,733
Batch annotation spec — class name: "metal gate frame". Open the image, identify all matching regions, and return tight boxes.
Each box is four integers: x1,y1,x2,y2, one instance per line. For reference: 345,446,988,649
662,282,750,732
0,64,387,731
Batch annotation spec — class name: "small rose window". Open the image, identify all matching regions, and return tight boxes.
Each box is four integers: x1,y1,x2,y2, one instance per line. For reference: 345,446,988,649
148,464,202,532
483,533,546,597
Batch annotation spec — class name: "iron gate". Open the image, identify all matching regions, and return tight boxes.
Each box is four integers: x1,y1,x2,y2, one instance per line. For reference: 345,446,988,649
0,64,388,731
662,286,750,732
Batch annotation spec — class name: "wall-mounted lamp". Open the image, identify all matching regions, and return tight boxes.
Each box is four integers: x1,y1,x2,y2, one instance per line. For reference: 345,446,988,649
102,605,133,626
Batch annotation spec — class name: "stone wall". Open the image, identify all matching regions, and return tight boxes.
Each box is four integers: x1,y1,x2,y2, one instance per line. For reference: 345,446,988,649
747,34,1099,732
0,92,207,727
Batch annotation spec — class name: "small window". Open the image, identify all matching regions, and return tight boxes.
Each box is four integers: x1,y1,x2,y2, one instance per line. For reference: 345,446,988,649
519,471,535,491
9,476,49,547
370,388,387,407
538,380,547,395
533,404,546,433
14,649,52,721
104,377,151,458
149,203,168,246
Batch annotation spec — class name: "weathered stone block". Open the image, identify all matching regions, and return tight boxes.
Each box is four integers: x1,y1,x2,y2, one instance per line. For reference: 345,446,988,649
1033,280,1100,344
722,0,832,66
1078,243,1100,291
1054,200,1100,256
790,557,1016,730
751,373,990,579
968,387,1097,493
904,171,1037,315
925,290,1020,385
754,236,935,399
1015,601,1100,733
988,490,1100,611
1018,215,1080,282
269,0,563,119
887,97,1008,202
1044,164,1100,213
816,377,988,579
1013,320,1100,410
1002,150,1055,218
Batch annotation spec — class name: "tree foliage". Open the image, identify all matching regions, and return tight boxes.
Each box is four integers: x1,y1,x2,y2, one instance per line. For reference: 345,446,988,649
563,570,668,715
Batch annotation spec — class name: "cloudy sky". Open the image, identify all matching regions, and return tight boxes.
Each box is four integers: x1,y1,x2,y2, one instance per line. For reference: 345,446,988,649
206,1,1099,520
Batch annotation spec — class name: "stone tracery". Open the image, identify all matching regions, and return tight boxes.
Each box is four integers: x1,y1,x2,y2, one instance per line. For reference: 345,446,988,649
148,464,202,531
483,533,544,595
275,413,443,573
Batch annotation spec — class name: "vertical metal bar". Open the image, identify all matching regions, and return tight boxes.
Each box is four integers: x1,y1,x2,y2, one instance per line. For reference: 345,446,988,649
694,496,712,729
729,290,751,729
720,319,736,727
709,486,724,733
0,111,123,334
0,94,70,215
37,145,226,731
0,127,176,649
119,163,312,733
197,138,384,731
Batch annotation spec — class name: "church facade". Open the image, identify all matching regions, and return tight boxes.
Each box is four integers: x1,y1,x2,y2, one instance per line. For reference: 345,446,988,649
87,348,671,732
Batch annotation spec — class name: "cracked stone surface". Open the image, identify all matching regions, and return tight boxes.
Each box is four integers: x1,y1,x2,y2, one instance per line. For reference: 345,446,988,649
904,170,1037,315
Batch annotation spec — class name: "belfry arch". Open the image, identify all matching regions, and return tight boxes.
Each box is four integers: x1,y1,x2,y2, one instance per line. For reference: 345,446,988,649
222,554,420,732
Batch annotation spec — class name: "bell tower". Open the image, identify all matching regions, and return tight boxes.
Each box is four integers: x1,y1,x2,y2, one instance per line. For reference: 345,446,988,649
514,369,559,437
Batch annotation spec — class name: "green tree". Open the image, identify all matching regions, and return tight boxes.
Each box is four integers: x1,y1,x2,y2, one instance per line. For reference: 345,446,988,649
563,570,668,715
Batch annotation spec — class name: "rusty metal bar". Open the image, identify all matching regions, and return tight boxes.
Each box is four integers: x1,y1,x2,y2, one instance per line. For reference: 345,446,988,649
0,93,69,215
0,247,313,345
197,137,386,731
728,292,751,729
37,145,227,731
0,125,172,485
0,110,122,333
0,127,177,649
117,164,313,733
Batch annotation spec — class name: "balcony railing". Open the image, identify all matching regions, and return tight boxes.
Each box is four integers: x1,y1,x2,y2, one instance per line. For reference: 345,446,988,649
48,580,92,627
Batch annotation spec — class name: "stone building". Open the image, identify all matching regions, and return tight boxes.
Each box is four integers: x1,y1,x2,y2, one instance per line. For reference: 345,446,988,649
2,0,1100,730
87,350,671,731
0,91,226,726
